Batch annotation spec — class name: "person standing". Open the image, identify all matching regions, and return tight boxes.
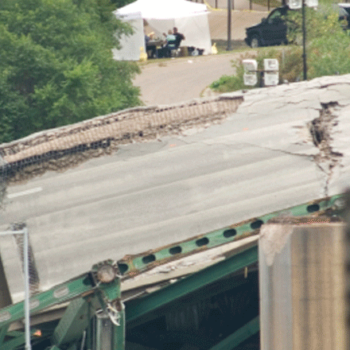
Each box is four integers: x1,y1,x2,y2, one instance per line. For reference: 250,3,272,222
173,27,185,48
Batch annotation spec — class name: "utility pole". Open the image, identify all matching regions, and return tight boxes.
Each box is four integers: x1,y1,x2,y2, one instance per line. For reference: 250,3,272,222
227,0,232,50
302,0,307,80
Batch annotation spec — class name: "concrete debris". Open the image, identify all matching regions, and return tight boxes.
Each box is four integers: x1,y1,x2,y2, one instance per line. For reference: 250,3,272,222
0,95,243,184
260,224,293,266
309,102,343,196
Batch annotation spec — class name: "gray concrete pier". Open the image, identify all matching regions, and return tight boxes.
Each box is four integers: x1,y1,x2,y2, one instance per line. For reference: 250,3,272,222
259,221,346,350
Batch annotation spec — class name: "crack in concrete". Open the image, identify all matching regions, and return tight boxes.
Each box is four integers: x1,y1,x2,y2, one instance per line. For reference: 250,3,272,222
308,102,343,196
274,101,322,110
320,82,350,89
200,140,314,160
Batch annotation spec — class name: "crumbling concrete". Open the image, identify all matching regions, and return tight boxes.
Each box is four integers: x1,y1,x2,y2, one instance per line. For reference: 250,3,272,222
0,95,242,184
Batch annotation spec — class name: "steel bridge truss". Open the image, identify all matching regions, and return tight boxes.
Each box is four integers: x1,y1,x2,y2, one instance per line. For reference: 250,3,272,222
0,194,345,350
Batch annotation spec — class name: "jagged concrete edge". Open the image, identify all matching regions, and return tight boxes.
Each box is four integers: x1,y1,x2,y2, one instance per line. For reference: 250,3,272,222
0,95,243,183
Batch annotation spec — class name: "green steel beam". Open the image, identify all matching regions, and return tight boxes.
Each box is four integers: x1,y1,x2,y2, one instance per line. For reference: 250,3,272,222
126,245,258,327
3,334,25,350
52,278,123,348
118,194,343,276
2,329,37,350
128,276,254,329
172,276,254,307
67,344,78,350
6,331,24,337
0,195,344,349
52,298,91,347
0,325,8,346
0,274,93,329
0,261,122,350
113,302,125,350
129,329,214,349
210,316,259,350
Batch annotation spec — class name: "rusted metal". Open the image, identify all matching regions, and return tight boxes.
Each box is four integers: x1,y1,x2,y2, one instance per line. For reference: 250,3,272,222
118,194,344,278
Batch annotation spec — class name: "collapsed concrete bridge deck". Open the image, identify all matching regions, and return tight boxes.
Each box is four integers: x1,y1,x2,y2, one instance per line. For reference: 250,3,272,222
0,74,350,349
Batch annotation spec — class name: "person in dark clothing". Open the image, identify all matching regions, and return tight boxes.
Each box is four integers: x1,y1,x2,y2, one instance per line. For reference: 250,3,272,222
173,27,185,48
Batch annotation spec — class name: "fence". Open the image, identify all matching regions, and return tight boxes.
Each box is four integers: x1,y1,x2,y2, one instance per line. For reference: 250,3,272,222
191,0,283,12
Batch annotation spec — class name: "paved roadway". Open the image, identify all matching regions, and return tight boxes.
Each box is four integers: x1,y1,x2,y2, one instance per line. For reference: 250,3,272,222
1,75,350,302
134,53,244,105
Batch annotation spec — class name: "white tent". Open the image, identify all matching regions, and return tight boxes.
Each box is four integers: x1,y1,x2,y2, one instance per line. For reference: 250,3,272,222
113,0,211,61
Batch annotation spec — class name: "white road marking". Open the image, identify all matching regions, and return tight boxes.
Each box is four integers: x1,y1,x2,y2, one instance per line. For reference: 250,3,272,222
7,187,43,199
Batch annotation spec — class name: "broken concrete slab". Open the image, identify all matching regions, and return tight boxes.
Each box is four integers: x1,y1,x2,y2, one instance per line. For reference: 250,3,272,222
1,74,350,302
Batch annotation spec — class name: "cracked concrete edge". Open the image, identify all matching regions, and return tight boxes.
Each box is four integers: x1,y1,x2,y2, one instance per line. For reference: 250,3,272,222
225,76,350,198
2,74,350,186
0,94,244,183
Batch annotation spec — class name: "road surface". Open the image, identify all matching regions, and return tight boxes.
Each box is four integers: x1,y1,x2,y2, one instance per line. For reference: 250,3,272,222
134,53,243,105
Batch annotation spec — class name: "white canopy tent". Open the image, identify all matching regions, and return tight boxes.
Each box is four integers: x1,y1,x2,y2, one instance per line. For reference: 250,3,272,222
113,0,212,61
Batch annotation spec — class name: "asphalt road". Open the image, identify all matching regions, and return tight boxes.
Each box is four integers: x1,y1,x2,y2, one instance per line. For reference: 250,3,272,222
134,53,243,105
2,75,350,302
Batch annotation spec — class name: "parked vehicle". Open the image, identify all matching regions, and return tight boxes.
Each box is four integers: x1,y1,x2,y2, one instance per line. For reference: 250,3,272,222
245,4,350,48
337,3,350,29
245,6,289,48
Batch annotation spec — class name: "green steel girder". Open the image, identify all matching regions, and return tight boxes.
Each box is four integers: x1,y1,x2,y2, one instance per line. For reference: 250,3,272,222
118,194,343,276
210,316,259,350
52,298,91,347
0,261,123,350
0,275,93,330
52,278,123,348
174,277,252,307
2,329,38,350
113,301,125,350
0,261,120,329
126,244,258,328
0,324,9,346
129,329,214,349
0,194,345,350
128,276,253,330
67,344,78,350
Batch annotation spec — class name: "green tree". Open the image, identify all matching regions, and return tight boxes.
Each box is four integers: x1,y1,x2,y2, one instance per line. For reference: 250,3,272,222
0,0,140,143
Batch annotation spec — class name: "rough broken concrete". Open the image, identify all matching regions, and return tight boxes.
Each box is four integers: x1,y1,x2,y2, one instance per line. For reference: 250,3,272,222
0,95,242,184
1,74,350,302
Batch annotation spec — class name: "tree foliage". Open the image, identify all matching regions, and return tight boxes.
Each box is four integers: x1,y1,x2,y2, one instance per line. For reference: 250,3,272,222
0,0,140,143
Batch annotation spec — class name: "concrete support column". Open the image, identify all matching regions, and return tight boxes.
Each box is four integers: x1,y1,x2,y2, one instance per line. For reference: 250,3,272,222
259,220,346,350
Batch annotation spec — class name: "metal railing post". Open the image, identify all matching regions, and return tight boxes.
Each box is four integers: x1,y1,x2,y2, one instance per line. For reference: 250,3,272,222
0,228,31,350
23,227,31,350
